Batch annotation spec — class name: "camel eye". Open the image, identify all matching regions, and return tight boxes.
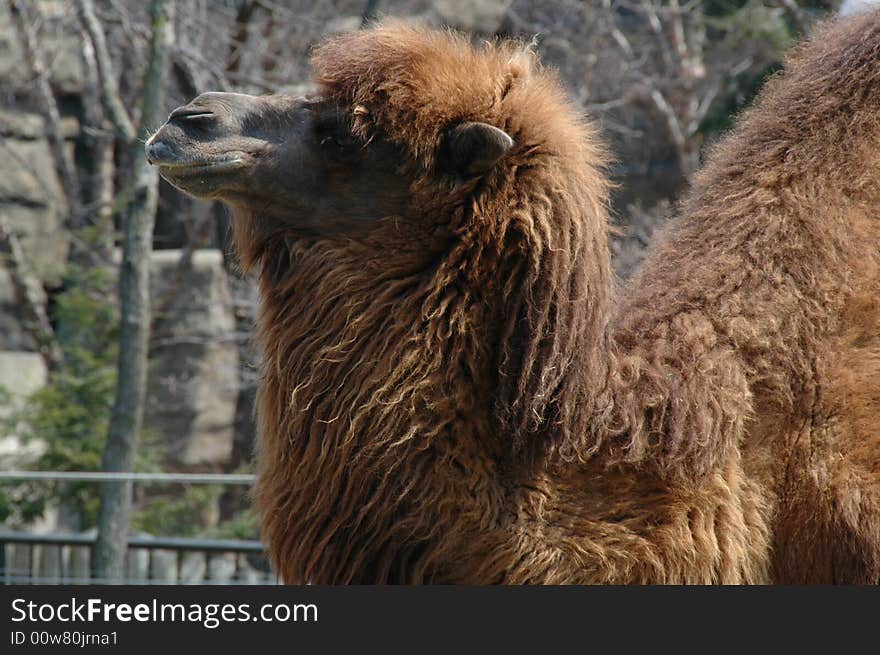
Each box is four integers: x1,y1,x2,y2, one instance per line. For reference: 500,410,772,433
315,110,358,154
320,133,356,149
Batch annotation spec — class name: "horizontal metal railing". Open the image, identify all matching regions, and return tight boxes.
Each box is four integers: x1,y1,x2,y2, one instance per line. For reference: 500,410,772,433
0,531,276,585
0,470,275,584
0,470,256,484
0,530,266,551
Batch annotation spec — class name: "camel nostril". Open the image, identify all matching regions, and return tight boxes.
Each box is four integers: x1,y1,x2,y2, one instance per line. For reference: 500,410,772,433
145,140,175,165
168,106,216,124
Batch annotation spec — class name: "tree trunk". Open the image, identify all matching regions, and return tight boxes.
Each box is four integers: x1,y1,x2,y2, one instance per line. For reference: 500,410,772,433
80,35,117,263
92,0,175,582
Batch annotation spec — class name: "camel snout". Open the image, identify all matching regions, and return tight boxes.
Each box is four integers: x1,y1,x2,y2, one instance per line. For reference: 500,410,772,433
144,138,176,167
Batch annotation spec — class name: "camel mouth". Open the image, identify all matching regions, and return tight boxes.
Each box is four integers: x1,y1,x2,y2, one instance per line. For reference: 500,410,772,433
145,136,249,178
155,156,246,177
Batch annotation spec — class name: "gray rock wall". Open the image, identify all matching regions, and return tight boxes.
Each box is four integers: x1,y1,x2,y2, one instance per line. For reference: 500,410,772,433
0,266,37,351
0,248,241,471
144,249,239,469
0,350,48,468
0,0,242,474
0,3,83,97
0,110,72,284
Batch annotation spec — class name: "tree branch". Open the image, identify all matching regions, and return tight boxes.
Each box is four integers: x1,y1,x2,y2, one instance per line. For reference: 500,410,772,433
8,0,83,226
776,0,810,36
0,217,63,370
75,0,136,142
226,0,258,76
361,0,382,27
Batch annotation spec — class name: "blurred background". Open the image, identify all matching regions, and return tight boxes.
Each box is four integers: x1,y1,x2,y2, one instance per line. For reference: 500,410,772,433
0,0,847,583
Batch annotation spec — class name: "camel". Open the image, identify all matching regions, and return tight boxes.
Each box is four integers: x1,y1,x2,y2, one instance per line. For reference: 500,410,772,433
145,13,880,583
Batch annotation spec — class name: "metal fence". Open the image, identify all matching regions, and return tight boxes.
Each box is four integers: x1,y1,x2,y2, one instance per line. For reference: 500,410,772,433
0,471,279,585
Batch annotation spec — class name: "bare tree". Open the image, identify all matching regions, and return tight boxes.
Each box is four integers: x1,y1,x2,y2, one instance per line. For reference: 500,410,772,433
79,35,117,263
7,0,83,225
2,0,77,370
599,0,755,180
78,0,176,581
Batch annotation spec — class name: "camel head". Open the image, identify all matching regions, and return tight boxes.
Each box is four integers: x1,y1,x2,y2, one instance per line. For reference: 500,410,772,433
146,89,514,239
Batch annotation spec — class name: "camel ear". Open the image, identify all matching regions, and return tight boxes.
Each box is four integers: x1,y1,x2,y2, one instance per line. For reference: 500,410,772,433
443,122,514,175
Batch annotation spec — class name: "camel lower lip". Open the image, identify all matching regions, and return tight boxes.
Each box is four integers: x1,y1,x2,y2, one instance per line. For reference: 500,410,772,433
157,158,245,176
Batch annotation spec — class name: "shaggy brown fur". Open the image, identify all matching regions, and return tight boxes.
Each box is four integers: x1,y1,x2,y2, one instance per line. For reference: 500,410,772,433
150,13,880,583
611,12,880,582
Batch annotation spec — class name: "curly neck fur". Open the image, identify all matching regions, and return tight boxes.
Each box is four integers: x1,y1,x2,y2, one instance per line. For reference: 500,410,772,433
237,142,624,582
